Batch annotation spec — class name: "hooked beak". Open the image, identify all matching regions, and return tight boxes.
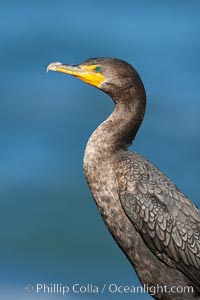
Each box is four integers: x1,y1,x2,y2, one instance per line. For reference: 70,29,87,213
46,62,105,87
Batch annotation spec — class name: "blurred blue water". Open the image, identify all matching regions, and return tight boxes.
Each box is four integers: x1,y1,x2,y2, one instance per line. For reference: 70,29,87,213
0,1,200,299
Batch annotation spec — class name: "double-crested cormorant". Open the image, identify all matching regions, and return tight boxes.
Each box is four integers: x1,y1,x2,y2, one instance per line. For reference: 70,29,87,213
47,58,200,299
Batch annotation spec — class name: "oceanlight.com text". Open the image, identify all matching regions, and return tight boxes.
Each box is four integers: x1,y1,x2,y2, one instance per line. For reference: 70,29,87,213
24,282,194,296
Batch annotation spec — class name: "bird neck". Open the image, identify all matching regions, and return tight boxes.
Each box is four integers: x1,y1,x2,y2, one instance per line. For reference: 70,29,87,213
97,85,146,152
84,84,146,183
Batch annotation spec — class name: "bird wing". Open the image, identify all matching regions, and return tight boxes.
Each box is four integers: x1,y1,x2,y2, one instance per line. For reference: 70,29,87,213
118,152,200,285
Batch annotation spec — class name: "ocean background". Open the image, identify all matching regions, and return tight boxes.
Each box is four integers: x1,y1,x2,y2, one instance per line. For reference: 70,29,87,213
0,0,200,299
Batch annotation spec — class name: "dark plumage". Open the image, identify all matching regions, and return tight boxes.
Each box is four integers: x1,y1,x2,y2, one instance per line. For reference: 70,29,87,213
47,58,200,299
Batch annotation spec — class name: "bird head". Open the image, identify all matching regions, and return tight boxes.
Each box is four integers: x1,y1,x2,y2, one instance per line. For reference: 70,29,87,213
47,57,140,98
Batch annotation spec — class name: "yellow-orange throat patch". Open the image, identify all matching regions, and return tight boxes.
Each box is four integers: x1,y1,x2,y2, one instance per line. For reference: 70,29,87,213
75,65,105,87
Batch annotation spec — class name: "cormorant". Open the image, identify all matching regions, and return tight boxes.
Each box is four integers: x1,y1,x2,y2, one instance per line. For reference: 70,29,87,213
47,58,200,299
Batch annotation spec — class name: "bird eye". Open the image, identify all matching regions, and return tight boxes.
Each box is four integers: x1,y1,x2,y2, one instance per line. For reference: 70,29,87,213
94,66,101,73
